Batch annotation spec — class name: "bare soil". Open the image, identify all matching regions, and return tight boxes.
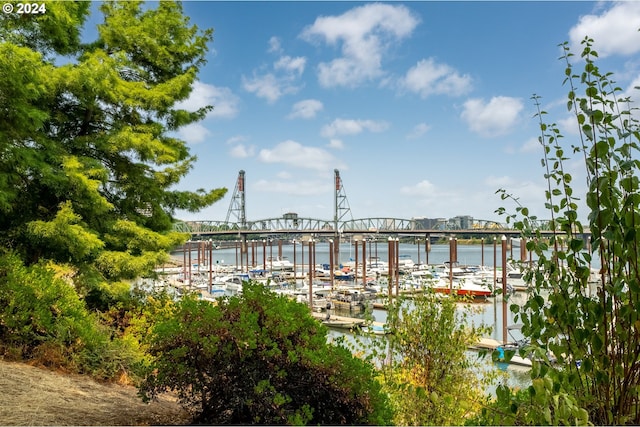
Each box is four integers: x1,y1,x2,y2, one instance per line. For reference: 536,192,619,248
0,359,191,426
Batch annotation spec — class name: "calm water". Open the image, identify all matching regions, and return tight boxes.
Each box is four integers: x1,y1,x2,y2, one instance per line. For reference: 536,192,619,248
193,240,600,271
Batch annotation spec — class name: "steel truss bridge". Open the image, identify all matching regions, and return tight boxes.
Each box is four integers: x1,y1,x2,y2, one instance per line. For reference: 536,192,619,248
172,216,531,237
173,170,552,238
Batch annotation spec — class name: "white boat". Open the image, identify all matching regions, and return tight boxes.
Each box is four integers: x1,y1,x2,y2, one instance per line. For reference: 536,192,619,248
267,256,294,271
361,321,389,335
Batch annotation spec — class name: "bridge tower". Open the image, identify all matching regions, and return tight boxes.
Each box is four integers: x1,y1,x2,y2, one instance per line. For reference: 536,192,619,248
225,170,246,228
226,170,248,269
334,169,353,263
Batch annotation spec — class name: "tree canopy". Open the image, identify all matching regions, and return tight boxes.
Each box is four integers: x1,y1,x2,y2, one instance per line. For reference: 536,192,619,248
0,1,225,280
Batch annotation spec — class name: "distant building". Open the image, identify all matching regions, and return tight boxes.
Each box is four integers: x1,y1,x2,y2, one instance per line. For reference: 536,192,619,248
413,215,474,230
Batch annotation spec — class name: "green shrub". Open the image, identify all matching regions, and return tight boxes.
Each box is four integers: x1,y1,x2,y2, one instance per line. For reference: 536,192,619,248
0,252,146,380
139,282,393,425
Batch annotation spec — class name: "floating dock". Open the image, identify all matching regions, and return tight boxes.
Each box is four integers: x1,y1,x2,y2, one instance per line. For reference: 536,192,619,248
311,312,366,329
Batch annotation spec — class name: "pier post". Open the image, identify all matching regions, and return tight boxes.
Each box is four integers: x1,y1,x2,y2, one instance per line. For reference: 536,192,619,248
425,234,430,265
449,238,454,292
393,237,400,296
262,239,266,271
308,239,314,310
354,238,359,283
501,235,508,344
362,237,367,286
329,239,334,291
208,240,213,293
387,237,394,300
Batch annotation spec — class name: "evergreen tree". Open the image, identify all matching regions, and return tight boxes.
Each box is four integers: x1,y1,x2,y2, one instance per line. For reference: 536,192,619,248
0,1,225,280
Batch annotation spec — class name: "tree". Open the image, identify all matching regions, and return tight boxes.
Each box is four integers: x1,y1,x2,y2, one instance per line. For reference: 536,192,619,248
0,1,225,282
488,37,640,425
139,282,393,425
370,292,490,425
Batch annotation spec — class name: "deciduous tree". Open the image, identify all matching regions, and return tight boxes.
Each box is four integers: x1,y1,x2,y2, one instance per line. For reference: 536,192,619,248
487,37,640,425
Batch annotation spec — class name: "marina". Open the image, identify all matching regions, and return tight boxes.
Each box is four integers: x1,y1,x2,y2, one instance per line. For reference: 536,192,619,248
145,239,600,375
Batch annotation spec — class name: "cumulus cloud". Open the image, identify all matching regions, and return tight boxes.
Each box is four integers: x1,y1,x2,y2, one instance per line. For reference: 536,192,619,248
226,135,255,158
327,139,344,149
175,81,240,119
569,2,640,57
401,58,473,98
320,118,389,138
287,99,324,119
301,3,419,87
275,56,306,76
243,73,300,104
520,137,541,153
243,40,307,103
406,122,431,139
258,140,346,171
461,96,524,137
400,180,435,196
268,36,282,54
176,123,211,144
229,144,256,158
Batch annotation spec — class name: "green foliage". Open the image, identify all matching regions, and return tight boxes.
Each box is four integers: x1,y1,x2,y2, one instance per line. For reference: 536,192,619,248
373,292,490,425
493,37,640,425
139,282,393,425
0,252,147,379
0,1,226,280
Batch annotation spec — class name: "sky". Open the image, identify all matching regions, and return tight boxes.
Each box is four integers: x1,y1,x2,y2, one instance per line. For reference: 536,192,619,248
106,1,640,225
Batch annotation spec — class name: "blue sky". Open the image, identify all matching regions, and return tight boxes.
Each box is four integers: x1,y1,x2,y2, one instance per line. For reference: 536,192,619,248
134,1,640,224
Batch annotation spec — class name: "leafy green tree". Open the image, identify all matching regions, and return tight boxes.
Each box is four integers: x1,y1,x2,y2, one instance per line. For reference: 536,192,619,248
489,36,640,425
0,1,225,281
372,292,490,425
139,282,393,425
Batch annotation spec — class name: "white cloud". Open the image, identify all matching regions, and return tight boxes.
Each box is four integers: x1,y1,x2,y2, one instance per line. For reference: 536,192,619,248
301,3,419,88
401,58,473,98
569,2,640,58
176,123,211,144
229,144,256,158
287,99,324,119
275,56,306,76
400,180,435,196
226,135,249,145
258,140,346,171
268,36,282,54
461,96,524,137
520,137,541,153
175,81,240,119
321,118,389,138
243,45,306,103
243,73,299,104
327,139,344,149
406,122,431,139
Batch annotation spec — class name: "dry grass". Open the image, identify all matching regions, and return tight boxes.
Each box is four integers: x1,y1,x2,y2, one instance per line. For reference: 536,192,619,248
0,358,190,426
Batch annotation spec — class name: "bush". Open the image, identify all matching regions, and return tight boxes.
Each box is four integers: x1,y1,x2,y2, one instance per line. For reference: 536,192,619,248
139,282,393,425
0,252,147,380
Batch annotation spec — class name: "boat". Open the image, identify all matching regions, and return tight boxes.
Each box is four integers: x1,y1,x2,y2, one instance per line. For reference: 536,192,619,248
492,324,532,367
267,256,294,271
329,288,371,311
361,321,390,335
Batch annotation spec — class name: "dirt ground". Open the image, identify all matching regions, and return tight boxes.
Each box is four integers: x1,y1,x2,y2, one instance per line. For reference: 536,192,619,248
0,359,191,426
